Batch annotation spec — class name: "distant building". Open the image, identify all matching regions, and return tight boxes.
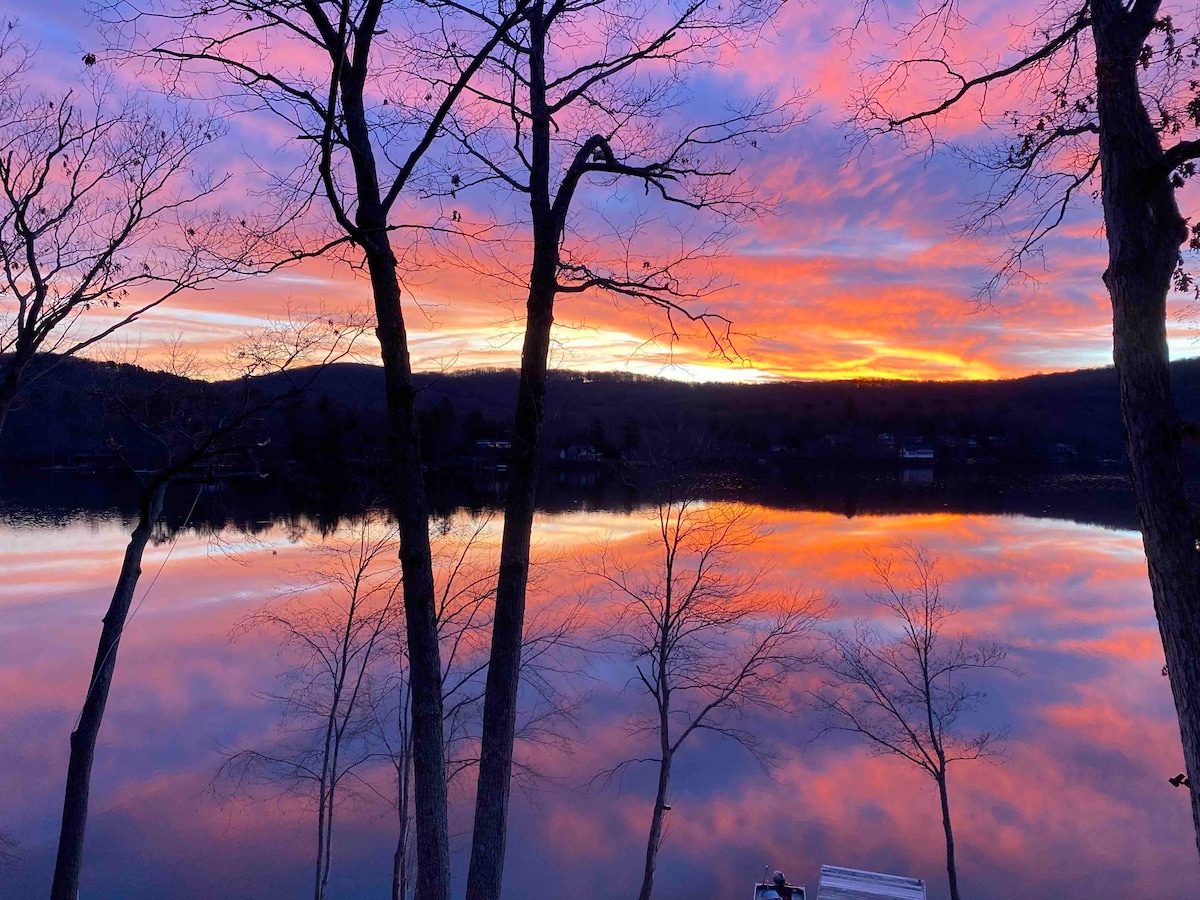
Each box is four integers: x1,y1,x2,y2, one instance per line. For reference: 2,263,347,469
814,865,926,900
560,443,602,463
899,441,934,460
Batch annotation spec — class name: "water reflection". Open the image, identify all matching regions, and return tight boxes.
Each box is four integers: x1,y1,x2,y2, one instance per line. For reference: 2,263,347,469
0,464,1152,536
0,498,1194,899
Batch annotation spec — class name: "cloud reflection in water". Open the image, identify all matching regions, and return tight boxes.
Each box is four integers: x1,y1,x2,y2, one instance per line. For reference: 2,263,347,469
0,507,1193,899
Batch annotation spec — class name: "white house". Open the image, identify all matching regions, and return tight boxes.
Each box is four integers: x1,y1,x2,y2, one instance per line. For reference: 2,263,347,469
899,442,935,461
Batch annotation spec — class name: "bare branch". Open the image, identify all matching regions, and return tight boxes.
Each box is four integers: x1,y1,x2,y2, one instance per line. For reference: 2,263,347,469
582,496,827,900
812,541,1013,900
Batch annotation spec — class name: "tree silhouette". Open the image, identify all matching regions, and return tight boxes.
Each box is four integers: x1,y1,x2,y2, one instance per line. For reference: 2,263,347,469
408,2,803,890
814,542,1010,900
0,32,261,435
843,0,1200,854
50,316,360,900
585,500,826,900
102,3,539,892
218,514,581,900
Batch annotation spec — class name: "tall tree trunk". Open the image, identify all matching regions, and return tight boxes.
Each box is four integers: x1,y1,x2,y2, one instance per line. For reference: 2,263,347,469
393,728,412,900
464,266,555,900
1093,0,1200,857
314,701,338,900
321,783,336,900
0,343,34,438
314,772,329,900
341,71,450,900
50,482,166,900
0,366,20,437
392,832,407,900
362,236,450,900
466,6,556,897
936,773,961,900
637,753,673,900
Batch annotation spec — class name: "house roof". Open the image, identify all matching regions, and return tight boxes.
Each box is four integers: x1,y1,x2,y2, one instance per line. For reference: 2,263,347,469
815,865,926,900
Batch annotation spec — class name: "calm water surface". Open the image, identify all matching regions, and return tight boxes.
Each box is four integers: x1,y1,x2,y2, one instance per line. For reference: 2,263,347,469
0,477,1195,899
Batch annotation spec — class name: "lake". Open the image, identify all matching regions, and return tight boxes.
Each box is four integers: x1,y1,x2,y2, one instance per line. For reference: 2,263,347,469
0,469,1196,899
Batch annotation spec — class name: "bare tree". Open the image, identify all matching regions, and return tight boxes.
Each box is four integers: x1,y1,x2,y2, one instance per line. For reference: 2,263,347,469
221,513,581,900
427,520,582,786
813,542,1010,900
222,517,400,900
50,316,360,900
0,33,264,435
106,0,796,888
583,500,825,900
842,0,1200,855
376,515,582,900
403,4,804,892
373,515,497,900
377,662,416,900
98,4,540,891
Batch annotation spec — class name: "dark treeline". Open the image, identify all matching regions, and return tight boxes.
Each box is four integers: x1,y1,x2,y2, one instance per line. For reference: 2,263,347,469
0,457,1151,536
7,355,1200,474
1,352,1179,536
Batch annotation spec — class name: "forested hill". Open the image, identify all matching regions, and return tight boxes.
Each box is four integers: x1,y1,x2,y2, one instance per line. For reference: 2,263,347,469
6,355,1200,468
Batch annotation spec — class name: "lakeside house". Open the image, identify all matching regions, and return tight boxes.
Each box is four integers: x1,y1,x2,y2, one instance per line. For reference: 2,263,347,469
560,443,602,463
899,441,935,461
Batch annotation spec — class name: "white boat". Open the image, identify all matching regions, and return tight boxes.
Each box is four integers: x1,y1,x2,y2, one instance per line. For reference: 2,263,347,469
752,864,926,900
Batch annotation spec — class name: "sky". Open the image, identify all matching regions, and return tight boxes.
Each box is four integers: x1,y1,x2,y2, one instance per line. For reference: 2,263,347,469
8,0,1200,383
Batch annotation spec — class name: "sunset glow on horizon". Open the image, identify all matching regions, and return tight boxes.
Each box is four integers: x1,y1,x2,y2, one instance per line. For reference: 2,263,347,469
16,0,1200,385
8,2,1200,895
